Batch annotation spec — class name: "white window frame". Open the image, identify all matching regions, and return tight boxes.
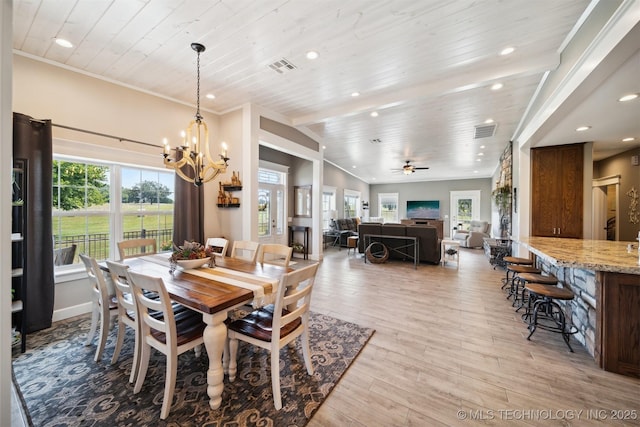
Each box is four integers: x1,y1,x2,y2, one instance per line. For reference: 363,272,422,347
322,186,337,231
378,192,399,223
344,189,361,219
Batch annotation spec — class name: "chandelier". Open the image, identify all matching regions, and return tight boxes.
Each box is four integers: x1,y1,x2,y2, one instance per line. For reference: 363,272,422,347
162,42,229,186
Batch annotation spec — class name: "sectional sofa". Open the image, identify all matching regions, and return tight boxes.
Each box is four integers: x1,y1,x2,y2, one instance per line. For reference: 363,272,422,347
357,223,441,264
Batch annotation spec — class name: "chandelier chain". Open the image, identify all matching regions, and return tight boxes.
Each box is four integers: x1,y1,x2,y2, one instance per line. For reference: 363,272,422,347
196,48,201,121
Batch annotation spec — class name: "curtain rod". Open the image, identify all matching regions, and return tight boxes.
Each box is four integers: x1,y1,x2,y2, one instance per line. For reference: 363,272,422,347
51,123,160,149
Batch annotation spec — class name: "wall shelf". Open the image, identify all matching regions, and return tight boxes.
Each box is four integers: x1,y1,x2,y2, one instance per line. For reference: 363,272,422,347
217,203,240,208
222,185,242,192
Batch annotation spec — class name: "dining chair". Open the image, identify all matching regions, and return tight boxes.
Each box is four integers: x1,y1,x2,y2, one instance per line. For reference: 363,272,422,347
257,243,293,267
127,270,206,420
230,240,260,263
53,244,77,266
79,253,119,362
105,260,141,384
205,237,229,258
227,262,320,410
117,238,157,261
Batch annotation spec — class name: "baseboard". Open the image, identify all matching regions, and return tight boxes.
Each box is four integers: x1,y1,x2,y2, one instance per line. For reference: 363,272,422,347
52,302,92,322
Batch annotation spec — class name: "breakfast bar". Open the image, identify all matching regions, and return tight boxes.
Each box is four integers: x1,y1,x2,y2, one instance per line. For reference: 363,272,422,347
516,237,640,378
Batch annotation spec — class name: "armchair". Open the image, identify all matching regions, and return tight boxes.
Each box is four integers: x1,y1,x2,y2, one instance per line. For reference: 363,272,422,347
452,220,490,248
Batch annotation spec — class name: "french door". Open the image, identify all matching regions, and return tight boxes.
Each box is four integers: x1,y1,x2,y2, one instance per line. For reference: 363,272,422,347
258,183,287,246
450,190,480,234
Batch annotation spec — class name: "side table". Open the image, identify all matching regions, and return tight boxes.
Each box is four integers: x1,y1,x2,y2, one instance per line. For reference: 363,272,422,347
441,239,460,269
289,226,309,260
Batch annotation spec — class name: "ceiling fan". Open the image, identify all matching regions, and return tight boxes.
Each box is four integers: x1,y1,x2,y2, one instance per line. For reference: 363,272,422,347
392,160,430,175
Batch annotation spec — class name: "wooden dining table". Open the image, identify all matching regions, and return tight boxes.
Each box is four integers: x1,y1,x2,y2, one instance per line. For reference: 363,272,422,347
102,254,292,410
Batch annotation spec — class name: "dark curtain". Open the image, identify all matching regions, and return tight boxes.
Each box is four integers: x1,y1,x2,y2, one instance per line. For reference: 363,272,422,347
13,112,54,333
172,161,204,246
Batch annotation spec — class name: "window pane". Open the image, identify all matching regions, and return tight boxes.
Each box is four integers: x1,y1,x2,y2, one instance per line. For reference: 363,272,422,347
121,167,174,246
52,160,110,263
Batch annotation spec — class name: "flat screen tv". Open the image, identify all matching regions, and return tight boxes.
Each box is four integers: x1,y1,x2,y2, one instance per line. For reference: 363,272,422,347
406,200,440,219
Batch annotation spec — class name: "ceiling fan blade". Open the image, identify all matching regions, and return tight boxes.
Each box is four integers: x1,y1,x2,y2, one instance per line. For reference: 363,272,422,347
414,167,430,170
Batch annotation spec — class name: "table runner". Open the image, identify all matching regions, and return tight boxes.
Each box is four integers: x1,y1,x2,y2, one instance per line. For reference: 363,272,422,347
142,254,279,307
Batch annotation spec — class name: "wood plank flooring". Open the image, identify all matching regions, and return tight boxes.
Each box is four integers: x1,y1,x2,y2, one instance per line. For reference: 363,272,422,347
303,247,640,426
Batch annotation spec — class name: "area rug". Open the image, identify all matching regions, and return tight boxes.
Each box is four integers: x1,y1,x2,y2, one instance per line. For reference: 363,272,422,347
12,311,374,427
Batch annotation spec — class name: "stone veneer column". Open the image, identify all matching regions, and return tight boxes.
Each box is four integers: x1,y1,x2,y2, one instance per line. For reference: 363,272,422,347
537,260,597,356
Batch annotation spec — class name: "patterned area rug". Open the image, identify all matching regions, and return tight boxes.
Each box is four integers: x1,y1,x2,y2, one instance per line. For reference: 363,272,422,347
12,311,374,427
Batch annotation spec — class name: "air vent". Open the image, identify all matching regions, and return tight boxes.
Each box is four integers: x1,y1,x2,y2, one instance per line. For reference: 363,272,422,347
474,123,497,139
369,138,383,144
268,58,297,74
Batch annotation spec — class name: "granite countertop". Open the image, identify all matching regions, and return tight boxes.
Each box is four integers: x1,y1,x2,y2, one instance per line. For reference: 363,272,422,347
516,237,640,275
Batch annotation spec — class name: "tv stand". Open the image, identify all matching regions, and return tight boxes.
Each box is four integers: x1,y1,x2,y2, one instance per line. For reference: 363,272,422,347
401,219,444,240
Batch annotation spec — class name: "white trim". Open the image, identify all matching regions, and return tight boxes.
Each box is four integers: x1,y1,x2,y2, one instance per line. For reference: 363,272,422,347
52,302,93,322
259,159,289,173
592,175,621,187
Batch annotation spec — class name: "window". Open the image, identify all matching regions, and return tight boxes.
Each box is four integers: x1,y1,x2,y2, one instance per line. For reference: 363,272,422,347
322,187,336,230
52,157,174,266
344,189,360,219
378,193,399,223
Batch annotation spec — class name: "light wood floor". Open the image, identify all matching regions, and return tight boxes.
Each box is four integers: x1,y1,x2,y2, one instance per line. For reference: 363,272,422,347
304,247,640,426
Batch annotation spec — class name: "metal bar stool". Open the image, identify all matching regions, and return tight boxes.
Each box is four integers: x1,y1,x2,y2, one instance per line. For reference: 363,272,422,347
525,283,578,352
501,256,534,290
515,273,558,315
505,264,540,301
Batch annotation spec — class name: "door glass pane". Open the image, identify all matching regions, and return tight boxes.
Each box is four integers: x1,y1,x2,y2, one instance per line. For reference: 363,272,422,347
456,198,472,227
275,189,284,235
258,189,270,237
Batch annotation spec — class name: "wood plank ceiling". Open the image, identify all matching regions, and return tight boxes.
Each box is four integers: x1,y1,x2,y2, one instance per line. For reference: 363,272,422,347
14,0,633,183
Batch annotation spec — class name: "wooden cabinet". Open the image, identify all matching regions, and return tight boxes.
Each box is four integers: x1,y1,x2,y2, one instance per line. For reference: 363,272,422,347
12,159,27,352
598,272,640,378
531,144,583,238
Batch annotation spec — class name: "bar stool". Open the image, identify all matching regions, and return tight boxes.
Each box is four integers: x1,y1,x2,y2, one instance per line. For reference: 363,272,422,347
525,283,578,352
501,256,534,290
515,272,558,315
505,264,540,301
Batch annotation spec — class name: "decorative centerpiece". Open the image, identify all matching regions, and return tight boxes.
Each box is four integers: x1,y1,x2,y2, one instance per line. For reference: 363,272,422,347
169,241,214,272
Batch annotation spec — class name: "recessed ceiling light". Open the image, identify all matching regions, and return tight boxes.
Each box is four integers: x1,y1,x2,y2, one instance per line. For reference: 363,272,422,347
576,126,591,132
322,145,327,149
622,137,635,142
351,92,360,97
306,50,319,60
476,158,482,162
206,93,215,99
484,118,494,124
618,93,638,102
370,111,378,117
500,46,515,56
352,165,356,169
478,152,484,156
491,83,503,90
55,38,73,48
480,145,486,149
474,170,478,173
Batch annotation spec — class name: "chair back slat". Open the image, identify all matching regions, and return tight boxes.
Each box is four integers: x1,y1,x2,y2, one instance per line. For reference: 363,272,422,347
230,240,260,263
206,237,229,257
258,243,293,267
117,238,157,261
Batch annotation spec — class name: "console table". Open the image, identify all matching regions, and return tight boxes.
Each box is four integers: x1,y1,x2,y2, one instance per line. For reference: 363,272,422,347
362,234,419,269
288,226,309,260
